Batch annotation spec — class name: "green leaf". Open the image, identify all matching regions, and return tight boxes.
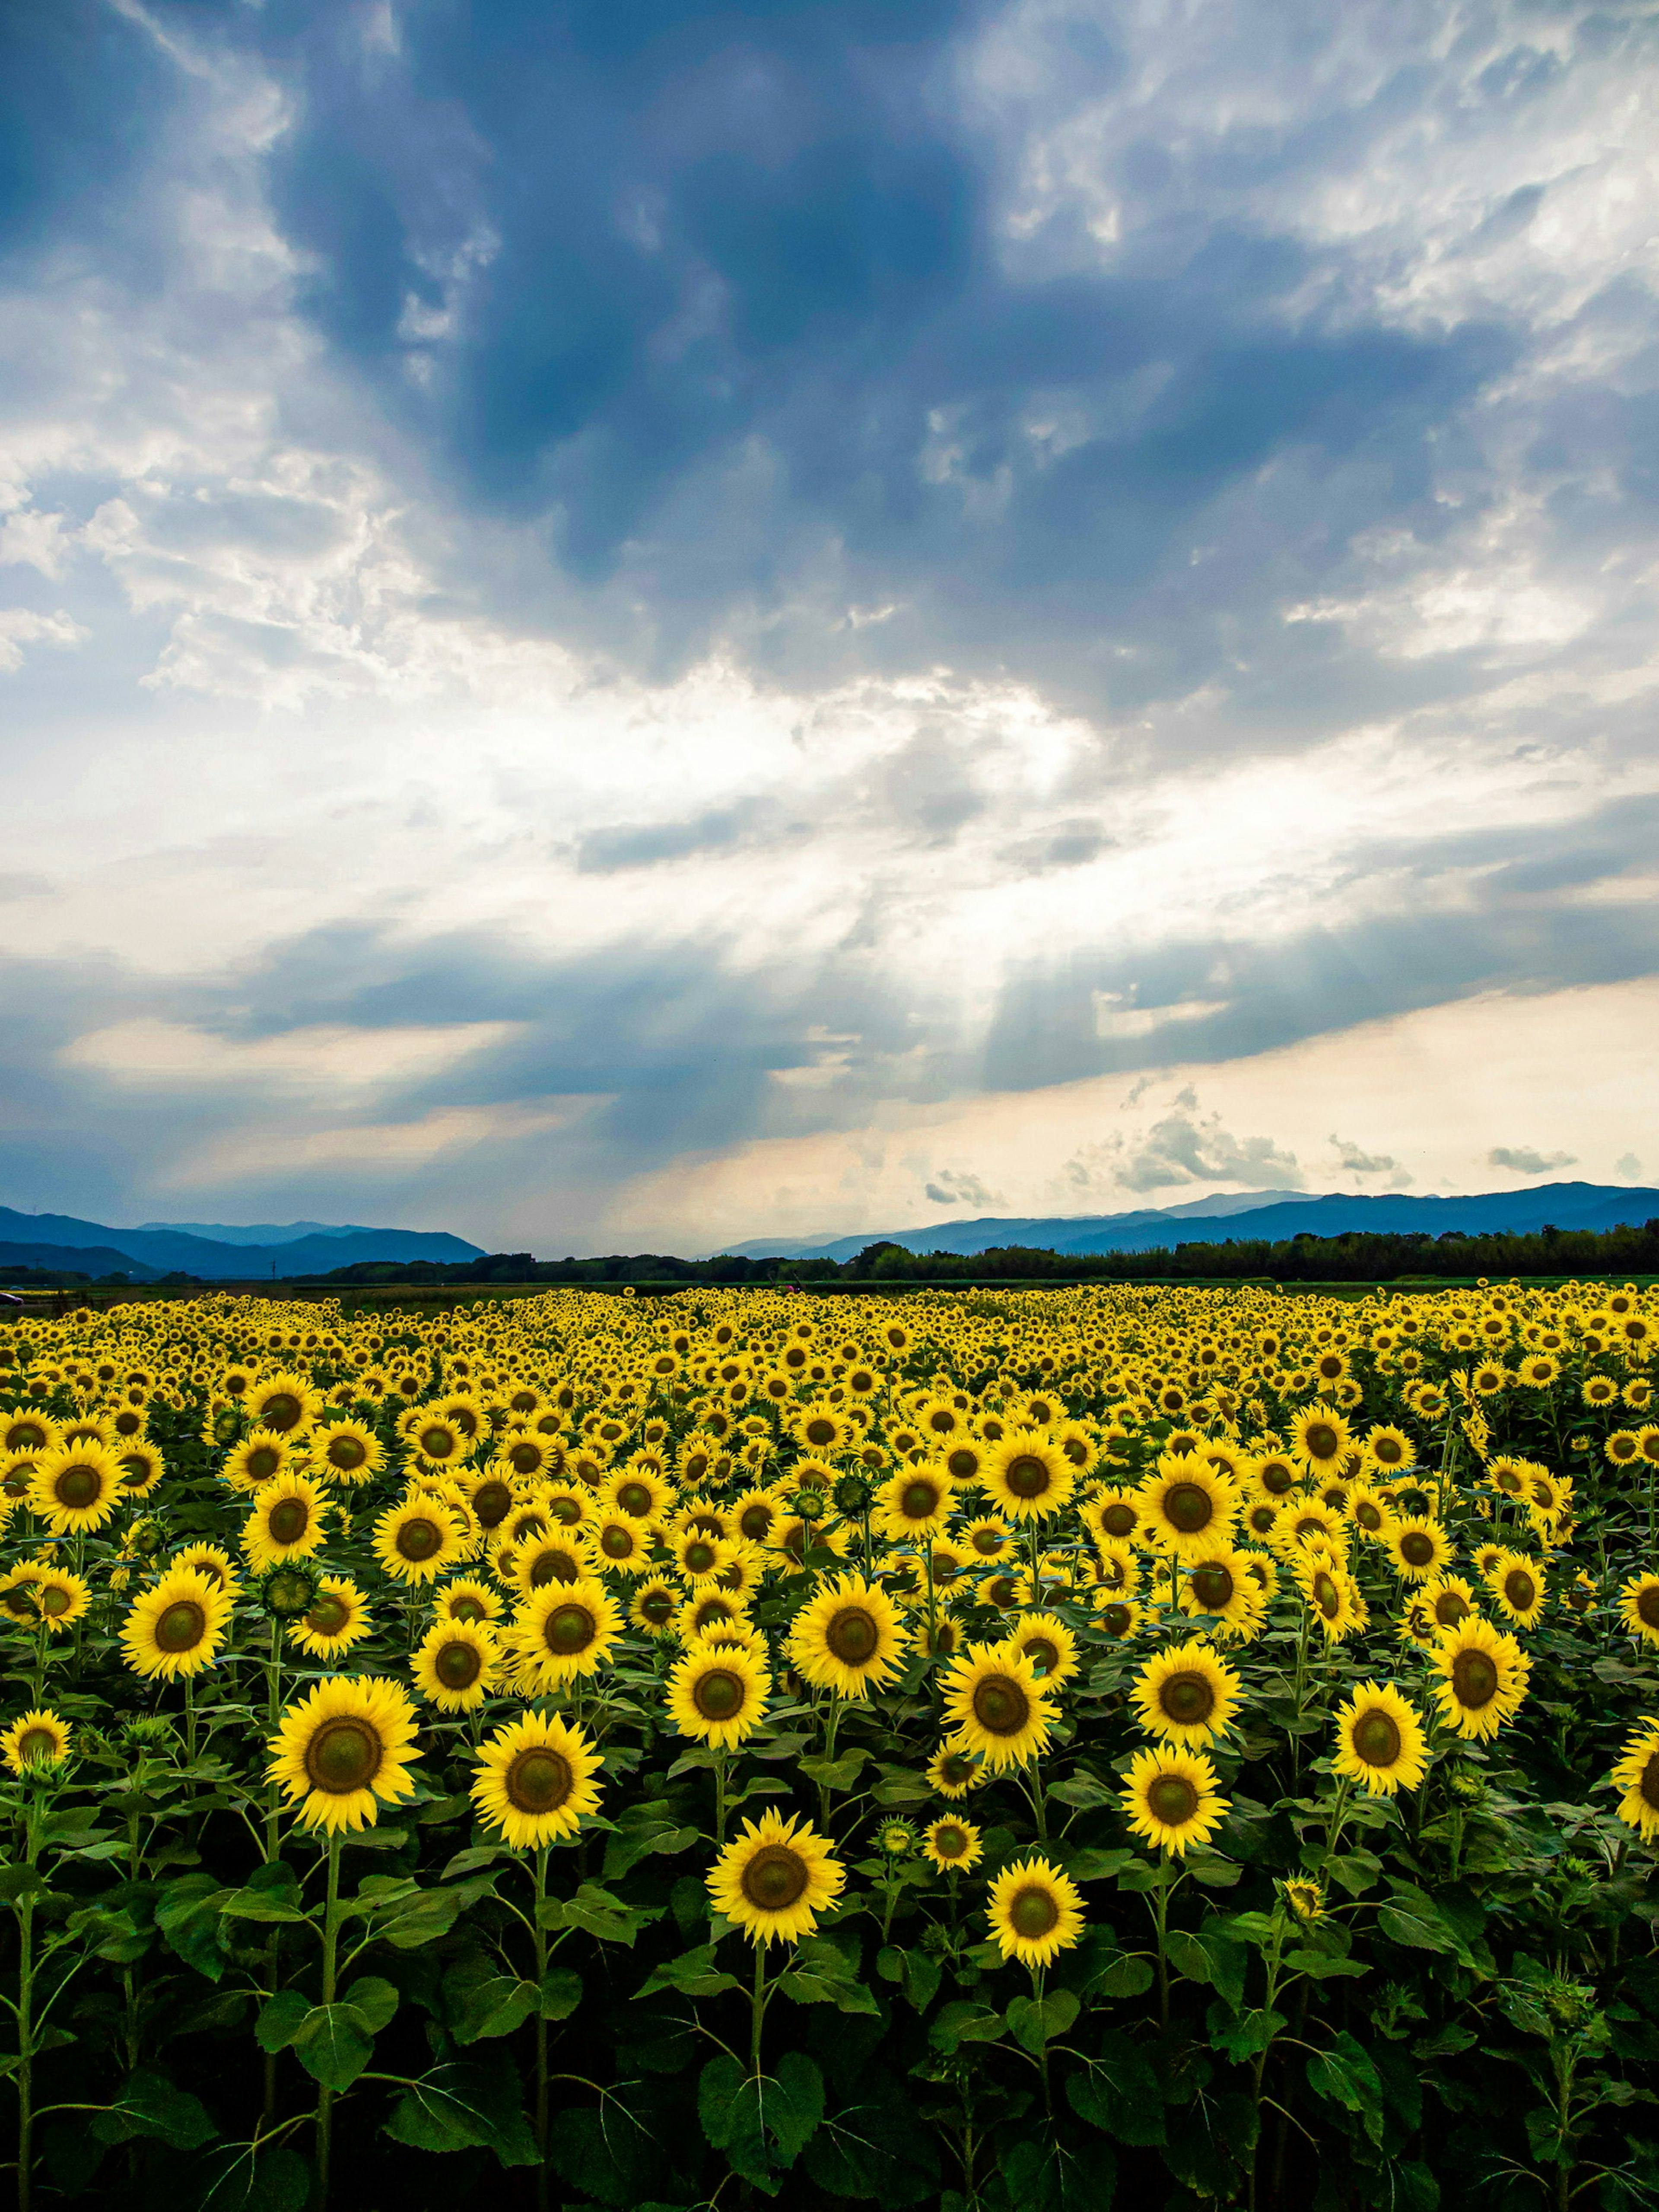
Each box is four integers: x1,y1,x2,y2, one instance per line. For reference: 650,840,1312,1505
382,2063,539,2167
798,1749,870,1790
762,2050,824,2159
1087,1953,1155,1999
341,1974,398,2034
1065,2030,1165,2147
1164,1926,1248,2009
876,1944,942,2012
290,2002,373,2092
539,1966,582,2020
602,1802,701,1881
1376,1899,1457,1955
1046,1772,1116,1809
254,1990,311,2056
88,2068,217,2150
635,1944,741,2000
1306,2031,1385,2148
219,1888,311,1924
451,1973,540,2045
538,1882,655,1946
1007,1988,1080,2053
1207,2003,1285,2063
155,1876,235,1983
930,2001,1006,2054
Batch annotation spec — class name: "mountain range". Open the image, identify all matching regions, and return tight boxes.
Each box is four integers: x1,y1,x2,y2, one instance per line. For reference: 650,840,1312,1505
0,1208,483,1282
714,1181,1659,1263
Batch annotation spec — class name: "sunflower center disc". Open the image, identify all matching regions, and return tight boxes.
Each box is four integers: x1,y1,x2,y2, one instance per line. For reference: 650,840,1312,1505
827,1607,879,1664
1452,1650,1499,1708
972,1675,1030,1735
437,1641,482,1689
329,1438,365,1469
1101,1504,1137,1538
806,1421,836,1446
262,1395,302,1431
545,1605,595,1656
1640,1587,1659,1628
40,1585,68,1616
741,1844,809,1912
1305,1425,1339,1460
1161,1672,1215,1725
1641,1754,1659,1813
397,1519,442,1561
902,1483,937,1518
695,1669,744,1720
1313,1574,1339,1618
56,1465,101,1509
420,1427,455,1458
617,1483,651,1517
1165,1483,1212,1533
248,1448,282,1481
156,1600,206,1653
1191,1567,1232,1610
643,1591,674,1623
1353,1712,1402,1766
1435,1593,1468,1625
1147,1776,1199,1827
947,1450,977,1479
308,1597,349,1636
17,1729,55,1763
934,1825,967,1859
1004,1456,1050,1499
1400,1532,1434,1567
1102,1604,1131,1636
686,1543,715,1575
306,1716,381,1794
1505,1573,1536,1611
602,1527,631,1558
549,1497,582,1526
1009,1884,1060,1939
467,1482,509,1529
1025,1639,1059,1674
268,1501,308,1545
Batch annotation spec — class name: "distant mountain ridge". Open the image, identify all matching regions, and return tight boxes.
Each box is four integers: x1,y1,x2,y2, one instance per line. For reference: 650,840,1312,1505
714,1182,1659,1264
0,1208,483,1281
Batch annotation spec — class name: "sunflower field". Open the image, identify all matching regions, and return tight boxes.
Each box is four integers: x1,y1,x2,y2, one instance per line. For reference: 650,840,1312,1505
1,1280,1658,2212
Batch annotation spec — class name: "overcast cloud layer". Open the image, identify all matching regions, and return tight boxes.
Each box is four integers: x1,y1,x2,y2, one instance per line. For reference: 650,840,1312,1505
1,0,1656,1253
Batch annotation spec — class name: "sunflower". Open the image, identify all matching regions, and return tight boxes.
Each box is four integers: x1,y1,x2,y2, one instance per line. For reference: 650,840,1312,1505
986,1856,1085,1967
1363,1425,1415,1474
963,1516,1014,1565
435,1575,503,1626
398,1410,470,1470
28,1440,123,1534
464,1470,518,1532
470,1710,603,1848
1619,1572,1659,1648
1,1707,71,1775
373,1495,464,1585
514,1576,622,1688
733,1488,783,1546
708,1809,845,1948
1280,1877,1327,1926
412,1618,499,1712
1179,1548,1259,1630
1141,1458,1239,1560
940,1645,1057,1771
927,1745,985,1798
788,1573,906,1698
601,1464,676,1524
112,1440,165,1498
0,1413,58,1457
1332,1681,1429,1796
590,1515,650,1575
1001,1612,1080,1687
1385,1514,1452,1583
676,1589,750,1642
629,1577,680,1637
289,1575,372,1658
1094,1595,1144,1642
671,1527,736,1587
791,1403,850,1456
922,1815,983,1872
1486,1548,1547,1630
1290,1405,1352,1474
669,1643,772,1748
1297,1556,1360,1642
269,1675,422,1834
876,1463,956,1541
1610,1718,1659,1843
983,1431,1076,1522
1419,1573,1478,1631
313,1420,385,1484
1121,1746,1230,1856
244,1372,321,1438
1131,1642,1240,1747
243,1471,332,1568
1430,1615,1531,1740
121,1567,233,1680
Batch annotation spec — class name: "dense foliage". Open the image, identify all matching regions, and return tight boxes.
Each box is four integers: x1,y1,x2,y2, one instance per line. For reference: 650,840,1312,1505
288,1215,1659,1288
1,1281,1658,2212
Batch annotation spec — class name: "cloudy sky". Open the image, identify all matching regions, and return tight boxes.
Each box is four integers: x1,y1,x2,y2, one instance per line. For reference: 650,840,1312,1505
2,0,1656,1256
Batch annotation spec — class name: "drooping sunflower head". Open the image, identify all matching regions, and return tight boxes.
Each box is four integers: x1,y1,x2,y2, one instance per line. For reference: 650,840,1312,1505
1121,1744,1230,1857
1279,1876,1326,1926
1332,1680,1429,1797
987,1856,1085,1968
121,1566,234,1680
269,1675,422,1834
707,1808,845,1948
787,1573,905,1698
667,1641,772,1748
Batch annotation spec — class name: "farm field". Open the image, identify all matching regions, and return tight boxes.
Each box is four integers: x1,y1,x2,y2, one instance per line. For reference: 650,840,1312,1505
1,1280,1657,2212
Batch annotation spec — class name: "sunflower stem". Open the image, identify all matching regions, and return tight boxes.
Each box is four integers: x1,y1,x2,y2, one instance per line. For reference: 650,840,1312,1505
750,1942,768,2078
533,1844,550,2212
13,1794,41,2212
316,1832,342,2206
